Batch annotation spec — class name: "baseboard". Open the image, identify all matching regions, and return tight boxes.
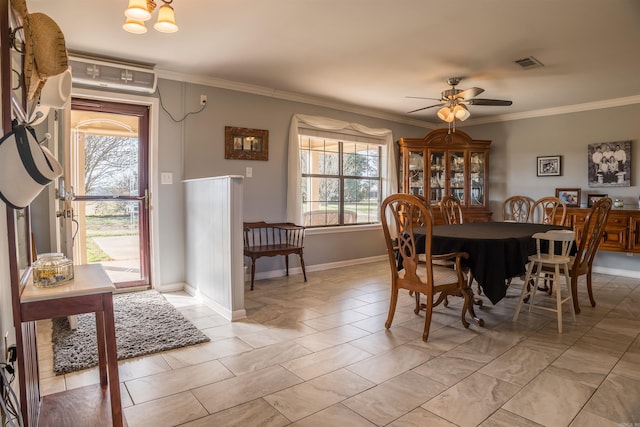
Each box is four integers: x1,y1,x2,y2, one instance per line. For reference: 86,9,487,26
592,265,640,279
181,283,247,321
249,255,387,281
155,282,186,293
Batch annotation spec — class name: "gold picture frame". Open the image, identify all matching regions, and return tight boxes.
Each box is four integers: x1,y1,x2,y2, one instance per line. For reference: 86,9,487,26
225,126,269,161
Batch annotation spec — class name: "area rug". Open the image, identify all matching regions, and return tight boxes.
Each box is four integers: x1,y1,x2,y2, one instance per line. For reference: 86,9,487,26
52,290,210,375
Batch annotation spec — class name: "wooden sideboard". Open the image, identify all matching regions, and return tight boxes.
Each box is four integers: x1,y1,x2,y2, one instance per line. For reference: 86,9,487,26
560,207,640,253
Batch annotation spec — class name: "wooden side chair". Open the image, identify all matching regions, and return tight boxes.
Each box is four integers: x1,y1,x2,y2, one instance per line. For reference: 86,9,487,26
535,197,612,313
567,197,613,314
380,193,472,341
502,195,534,223
439,195,463,225
530,196,567,225
513,229,576,333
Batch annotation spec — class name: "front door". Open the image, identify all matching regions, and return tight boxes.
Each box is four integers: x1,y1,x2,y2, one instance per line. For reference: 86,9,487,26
69,98,151,289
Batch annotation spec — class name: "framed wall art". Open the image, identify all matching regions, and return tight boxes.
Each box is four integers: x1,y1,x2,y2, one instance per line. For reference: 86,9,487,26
555,188,581,207
225,126,269,161
588,140,631,187
587,193,608,208
537,155,561,177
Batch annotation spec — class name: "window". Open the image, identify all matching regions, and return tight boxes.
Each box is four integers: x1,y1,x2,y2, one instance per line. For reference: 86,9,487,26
286,114,396,228
300,134,382,227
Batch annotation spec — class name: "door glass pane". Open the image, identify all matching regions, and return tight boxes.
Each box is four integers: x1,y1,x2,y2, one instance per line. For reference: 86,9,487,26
449,151,465,203
470,152,485,206
72,112,140,197
80,200,142,283
429,151,445,204
70,110,143,285
408,151,424,196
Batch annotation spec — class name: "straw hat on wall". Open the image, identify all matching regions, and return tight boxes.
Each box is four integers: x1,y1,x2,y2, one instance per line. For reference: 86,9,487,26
11,0,69,101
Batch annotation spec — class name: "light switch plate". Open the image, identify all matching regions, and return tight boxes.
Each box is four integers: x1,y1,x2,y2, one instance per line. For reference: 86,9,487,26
161,172,173,185
245,167,253,178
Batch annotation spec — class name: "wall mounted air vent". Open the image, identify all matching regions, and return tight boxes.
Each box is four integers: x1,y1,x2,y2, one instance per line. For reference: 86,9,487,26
69,55,157,94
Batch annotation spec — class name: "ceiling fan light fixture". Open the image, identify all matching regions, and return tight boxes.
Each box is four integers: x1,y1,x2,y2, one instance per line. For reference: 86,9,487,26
453,104,470,121
122,17,148,34
437,106,455,123
125,0,153,21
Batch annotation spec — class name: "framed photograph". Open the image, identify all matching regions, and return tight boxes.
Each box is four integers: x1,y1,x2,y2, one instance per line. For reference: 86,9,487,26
555,188,581,207
537,155,561,177
588,140,631,187
225,126,269,161
587,193,608,208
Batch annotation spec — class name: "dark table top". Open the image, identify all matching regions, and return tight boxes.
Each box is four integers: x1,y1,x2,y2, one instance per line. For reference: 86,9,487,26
421,222,569,305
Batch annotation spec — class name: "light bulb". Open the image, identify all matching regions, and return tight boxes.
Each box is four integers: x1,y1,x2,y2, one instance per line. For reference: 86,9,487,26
153,4,178,33
453,104,470,121
123,18,147,34
125,0,152,21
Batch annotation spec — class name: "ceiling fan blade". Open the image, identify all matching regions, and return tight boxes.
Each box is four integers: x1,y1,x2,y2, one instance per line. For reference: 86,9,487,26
405,96,442,101
407,103,443,114
455,87,484,100
465,98,513,106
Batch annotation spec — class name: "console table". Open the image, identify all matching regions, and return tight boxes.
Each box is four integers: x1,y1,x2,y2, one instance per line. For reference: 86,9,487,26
20,264,125,427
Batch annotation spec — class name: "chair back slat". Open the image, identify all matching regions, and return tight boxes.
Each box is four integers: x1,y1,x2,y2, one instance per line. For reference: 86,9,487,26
439,195,463,225
531,196,567,225
502,196,534,222
572,197,612,276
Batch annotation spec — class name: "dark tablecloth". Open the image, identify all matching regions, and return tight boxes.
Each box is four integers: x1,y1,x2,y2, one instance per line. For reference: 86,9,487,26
419,222,569,305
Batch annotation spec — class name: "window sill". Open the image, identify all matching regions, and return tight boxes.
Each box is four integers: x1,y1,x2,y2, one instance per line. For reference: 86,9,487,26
305,223,382,236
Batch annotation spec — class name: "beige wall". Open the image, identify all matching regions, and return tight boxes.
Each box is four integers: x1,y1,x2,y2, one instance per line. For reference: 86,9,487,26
464,103,640,273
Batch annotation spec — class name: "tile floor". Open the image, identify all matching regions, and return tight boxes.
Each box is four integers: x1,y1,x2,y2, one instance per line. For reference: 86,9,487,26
37,261,640,426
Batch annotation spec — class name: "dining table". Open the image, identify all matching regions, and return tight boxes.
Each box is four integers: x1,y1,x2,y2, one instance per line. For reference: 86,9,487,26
417,221,571,305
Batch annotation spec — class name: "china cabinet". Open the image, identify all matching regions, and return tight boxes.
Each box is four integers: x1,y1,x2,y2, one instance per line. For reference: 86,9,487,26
397,129,492,222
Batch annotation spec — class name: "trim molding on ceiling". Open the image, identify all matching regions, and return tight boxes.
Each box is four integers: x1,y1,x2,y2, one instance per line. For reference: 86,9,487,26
156,68,640,129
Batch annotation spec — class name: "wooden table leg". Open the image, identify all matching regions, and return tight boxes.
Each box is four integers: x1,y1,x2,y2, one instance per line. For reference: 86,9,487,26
102,294,124,427
95,311,108,387
462,285,485,327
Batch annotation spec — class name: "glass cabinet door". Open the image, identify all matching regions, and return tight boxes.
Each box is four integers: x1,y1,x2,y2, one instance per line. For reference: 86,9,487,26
449,151,465,204
407,150,424,196
429,150,445,204
470,151,485,206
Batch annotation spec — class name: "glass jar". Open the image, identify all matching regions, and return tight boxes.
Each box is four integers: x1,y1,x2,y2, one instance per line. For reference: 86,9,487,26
32,253,74,288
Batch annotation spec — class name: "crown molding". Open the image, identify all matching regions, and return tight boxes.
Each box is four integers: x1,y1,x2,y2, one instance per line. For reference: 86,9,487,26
156,68,640,129
156,68,435,129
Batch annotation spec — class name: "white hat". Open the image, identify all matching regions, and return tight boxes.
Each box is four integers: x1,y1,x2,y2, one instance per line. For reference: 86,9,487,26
0,123,62,208
39,67,72,108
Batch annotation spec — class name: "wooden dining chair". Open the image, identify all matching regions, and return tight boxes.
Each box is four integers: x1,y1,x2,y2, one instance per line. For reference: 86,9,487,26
567,197,612,314
530,196,567,225
538,197,612,313
440,195,463,225
502,195,534,223
513,229,576,333
380,193,472,341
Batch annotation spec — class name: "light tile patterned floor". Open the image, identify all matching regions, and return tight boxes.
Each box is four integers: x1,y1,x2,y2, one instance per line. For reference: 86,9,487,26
38,261,640,426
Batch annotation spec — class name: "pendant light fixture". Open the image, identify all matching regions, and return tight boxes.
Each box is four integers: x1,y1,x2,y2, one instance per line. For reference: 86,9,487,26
123,0,178,34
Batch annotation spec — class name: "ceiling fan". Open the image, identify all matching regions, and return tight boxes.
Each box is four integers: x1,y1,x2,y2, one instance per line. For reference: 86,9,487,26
407,77,512,123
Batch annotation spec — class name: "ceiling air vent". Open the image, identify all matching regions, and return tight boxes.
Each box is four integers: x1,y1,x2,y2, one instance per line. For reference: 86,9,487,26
514,56,544,70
